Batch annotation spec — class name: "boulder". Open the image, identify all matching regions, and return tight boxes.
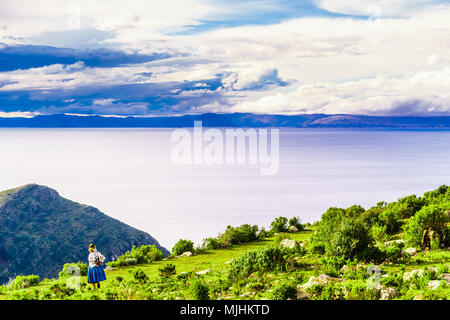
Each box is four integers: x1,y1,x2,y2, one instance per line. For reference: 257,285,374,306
427,280,441,290
280,239,298,249
178,251,192,258
380,287,398,300
403,269,424,281
195,269,211,275
438,273,450,285
289,226,299,232
301,274,340,289
384,240,405,247
402,247,417,255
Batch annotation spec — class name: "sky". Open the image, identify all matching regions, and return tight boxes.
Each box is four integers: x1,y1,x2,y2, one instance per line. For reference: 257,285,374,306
1,0,450,117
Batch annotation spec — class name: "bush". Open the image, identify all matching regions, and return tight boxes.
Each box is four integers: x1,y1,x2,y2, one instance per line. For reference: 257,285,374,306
11,288,40,300
219,224,259,245
327,218,374,261
288,216,303,231
378,208,402,235
133,268,149,283
384,241,407,263
310,242,326,255
190,279,210,300
172,239,195,256
404,204,449,248
274,233,291,245
159,263,176,277
107,245,163,267
228,245,288,280
371,224,388,243
8,275,40,290
201,237,223,250
270,217,289,233
59,262,88,278
270,282,297,300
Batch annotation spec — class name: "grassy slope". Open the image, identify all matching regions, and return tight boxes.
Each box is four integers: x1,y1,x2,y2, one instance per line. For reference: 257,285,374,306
1,229,449,300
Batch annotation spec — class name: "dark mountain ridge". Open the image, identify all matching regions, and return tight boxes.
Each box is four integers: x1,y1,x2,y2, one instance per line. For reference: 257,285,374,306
0,184,168,284
2,113,450,128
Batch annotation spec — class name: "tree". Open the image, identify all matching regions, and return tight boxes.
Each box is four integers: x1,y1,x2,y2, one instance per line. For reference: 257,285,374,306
172,239,194,256
404,204,449,248
270,216,289,233
327,218,374,260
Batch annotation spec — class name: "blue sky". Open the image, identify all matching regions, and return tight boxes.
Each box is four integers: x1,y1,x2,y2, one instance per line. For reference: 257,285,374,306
0,0,450,117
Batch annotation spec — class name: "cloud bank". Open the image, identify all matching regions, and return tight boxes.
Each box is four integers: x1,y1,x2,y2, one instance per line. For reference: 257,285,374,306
0,0,449,116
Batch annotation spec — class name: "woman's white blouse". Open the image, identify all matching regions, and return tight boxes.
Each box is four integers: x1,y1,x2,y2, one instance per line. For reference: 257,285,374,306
88,250,105,268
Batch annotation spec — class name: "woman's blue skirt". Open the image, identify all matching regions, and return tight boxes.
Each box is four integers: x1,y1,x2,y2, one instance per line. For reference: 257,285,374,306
87,265,107,283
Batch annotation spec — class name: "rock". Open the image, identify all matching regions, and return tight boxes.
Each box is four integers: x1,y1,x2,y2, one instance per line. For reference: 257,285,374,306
302,274,340,289
296,285,311,300
403,269,424,281
224,260,233,264
427,280,441,290
438,273,450,284
289,226,299,232
195,269,211,275
177,251,192,258
402,247,417,256
380,287,398,300
413,294,423,300
280,239,298,249
384,239,405,247
104,266,115,271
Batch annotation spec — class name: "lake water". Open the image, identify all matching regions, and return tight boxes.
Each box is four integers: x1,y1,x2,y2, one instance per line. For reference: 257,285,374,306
1,128,450,250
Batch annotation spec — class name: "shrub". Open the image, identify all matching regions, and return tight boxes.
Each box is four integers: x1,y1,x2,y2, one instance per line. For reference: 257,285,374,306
107,245,163,267
274,233,291,245
45,282,75,299
8,275,40,290
11,288,40,300
404,204,449,248
133,268,149,283
270,282,297,300
288,216,303,231
228,245,288,280
201,237,223,250
327,218,374,261
311,205,365,248
384,241,407,263
59,262,88,278
310,242,326,255
172,239,195,256
270,217,289,233
159,263,176,277
371,224,388,243
219,224,259,245
345,283,379,300
381,273,404,288
190,279,210,300
378,208,402,235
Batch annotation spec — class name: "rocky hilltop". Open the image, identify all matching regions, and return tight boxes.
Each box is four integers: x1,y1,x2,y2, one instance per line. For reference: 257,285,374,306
0,184,168,284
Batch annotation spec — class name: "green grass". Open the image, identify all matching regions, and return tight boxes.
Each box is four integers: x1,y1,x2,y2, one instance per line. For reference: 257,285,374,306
0,229,448,300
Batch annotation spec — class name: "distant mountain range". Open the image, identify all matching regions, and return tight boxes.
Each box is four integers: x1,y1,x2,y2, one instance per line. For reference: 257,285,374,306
2,113,450,128
0,184,169,284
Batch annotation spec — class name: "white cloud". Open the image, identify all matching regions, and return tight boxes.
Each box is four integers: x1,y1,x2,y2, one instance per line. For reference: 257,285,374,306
227,67,450,115
314,0,442,17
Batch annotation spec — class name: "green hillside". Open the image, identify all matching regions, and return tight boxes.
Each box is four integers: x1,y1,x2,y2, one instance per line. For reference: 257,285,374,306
0,184,169,284
0,185,449,300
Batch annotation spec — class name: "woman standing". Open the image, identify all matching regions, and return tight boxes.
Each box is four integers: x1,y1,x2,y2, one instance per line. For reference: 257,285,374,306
87,244,106,289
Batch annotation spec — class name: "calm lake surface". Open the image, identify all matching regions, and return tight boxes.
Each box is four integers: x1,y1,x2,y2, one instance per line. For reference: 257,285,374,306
1,128,450,249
